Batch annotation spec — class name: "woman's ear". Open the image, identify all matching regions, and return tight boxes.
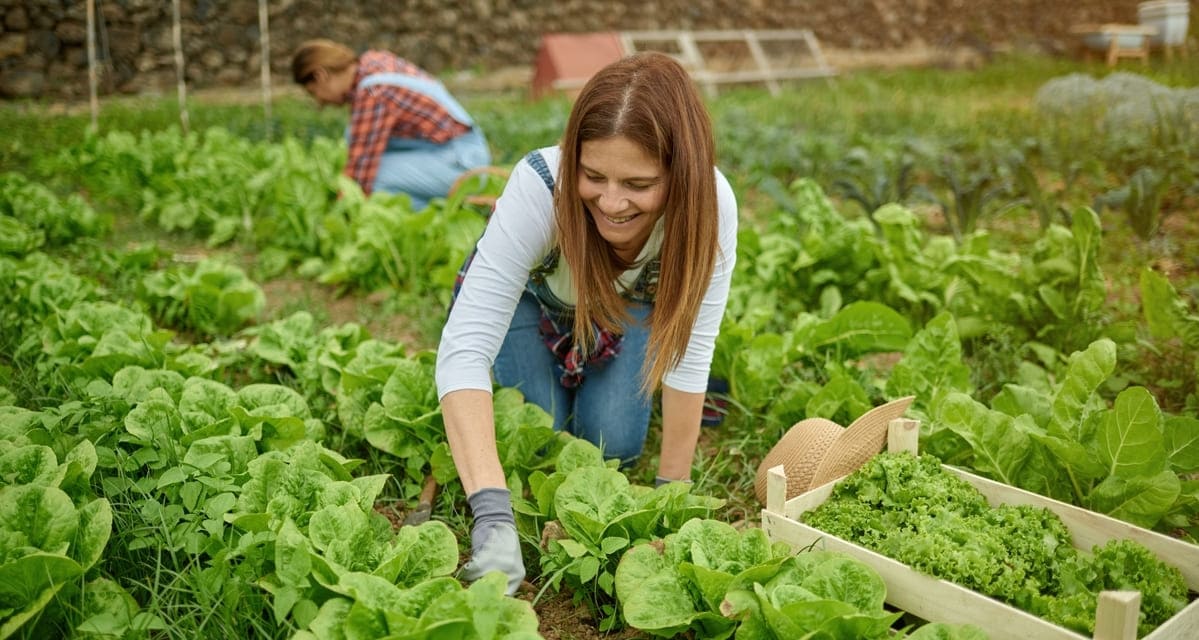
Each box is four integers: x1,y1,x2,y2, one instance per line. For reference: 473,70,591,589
311,67,330,84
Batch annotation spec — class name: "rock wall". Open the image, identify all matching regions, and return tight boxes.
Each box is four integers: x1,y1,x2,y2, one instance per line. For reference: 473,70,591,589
0,0,1183,99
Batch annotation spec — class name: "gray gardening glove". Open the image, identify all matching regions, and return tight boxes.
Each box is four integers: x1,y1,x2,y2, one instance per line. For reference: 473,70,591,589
462,487,525,596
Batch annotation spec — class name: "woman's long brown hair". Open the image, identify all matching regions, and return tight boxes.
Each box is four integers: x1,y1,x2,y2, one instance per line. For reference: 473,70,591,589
554,52,719,396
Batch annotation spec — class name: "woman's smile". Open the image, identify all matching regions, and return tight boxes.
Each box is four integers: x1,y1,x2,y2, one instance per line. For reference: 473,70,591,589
577,135,667,262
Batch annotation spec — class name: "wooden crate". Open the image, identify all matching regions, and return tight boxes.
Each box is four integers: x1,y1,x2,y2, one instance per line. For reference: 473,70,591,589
761,419,1199,640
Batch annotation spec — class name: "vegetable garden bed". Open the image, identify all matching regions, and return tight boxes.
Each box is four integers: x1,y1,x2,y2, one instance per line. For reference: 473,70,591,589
762,419,1199,640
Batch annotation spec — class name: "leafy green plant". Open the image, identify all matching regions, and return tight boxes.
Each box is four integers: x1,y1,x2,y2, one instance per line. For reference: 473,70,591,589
932,151,1011,243
804,452,1189,637
1002,147,1068,231
291,572,540,640
831,143,931,231
616,518,985,639
518,440,724,630
0,172,109,246
141,258,266,337
0,413,161,638
1093,167,1169,240
930,338,1199,537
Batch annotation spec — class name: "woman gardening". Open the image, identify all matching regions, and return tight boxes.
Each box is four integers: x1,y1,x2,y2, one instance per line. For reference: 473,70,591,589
291,39,492,208
436,52,738,595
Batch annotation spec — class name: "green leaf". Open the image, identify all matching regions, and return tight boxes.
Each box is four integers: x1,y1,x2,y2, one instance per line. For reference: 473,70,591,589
73,498,113,571
800,555,886,613
805,301,912,355
619,573,696,634
1089,471,1180,528
1048,339,1116,442
275,518,312,587
374,520,459,587
554,466,632,545
805,372,870,425
0,552,81,607
0,445,63,488
937,392,1029,486
1164,416,1199,473
1141,268,1199,348
1098,387,1166,478
886,312,972,403
0,484,78,556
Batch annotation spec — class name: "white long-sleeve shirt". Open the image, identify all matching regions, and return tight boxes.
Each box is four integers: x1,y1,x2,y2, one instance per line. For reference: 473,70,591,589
435,145,738,398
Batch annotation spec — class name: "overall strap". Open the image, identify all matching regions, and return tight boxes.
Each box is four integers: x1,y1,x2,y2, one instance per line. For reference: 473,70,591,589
522,150,561,281
525,150,554,191
359,71,474,126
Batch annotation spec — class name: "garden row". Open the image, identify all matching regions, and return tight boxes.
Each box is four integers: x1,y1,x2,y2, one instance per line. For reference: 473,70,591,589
0,174,996,638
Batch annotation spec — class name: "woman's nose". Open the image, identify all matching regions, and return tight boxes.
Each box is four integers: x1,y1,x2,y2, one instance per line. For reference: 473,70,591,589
597,188,627,213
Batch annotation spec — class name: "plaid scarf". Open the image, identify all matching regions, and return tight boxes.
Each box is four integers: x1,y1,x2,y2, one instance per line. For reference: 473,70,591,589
451,247,622,388
536,307,622,388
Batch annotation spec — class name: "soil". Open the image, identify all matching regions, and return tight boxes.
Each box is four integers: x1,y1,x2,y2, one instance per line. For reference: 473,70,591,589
527,590,646,640
257,276,431,348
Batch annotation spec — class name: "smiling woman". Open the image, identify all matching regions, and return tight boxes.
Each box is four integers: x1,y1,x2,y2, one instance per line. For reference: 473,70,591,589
435,51,738,596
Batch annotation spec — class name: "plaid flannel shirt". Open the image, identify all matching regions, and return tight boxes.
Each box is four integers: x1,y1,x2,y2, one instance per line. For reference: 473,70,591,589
344,51,470,195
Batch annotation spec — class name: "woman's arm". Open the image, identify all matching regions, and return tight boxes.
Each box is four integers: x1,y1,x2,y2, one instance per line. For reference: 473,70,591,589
657,385,705,481
441,388,507,493
435,150,558,485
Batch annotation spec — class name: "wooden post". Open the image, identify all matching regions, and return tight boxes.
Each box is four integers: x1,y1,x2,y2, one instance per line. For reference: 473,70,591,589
887,418,920,455
258,0,272,139
1093,591,1141,640
86,0,99,132
171,0,189,134
766,465,786,514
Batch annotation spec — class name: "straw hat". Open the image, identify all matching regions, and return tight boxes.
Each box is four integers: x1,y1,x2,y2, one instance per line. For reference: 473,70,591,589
754,396,915,504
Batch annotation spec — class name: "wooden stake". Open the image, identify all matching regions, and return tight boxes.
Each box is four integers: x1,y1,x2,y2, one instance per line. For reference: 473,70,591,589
171,0,189,134
258,0,272,139
86,0,99,132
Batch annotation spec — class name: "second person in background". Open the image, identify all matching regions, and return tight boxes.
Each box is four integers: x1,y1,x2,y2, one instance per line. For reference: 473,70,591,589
291,39,491,208
436,51,739,595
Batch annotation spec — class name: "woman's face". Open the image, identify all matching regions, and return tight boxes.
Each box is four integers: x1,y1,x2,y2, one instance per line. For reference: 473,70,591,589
577,135,667,262
303,68,349,107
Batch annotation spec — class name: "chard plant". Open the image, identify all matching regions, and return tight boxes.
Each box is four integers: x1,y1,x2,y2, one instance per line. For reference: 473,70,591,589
831,142,932,232
932,338,1199,536
1138,268,1199,413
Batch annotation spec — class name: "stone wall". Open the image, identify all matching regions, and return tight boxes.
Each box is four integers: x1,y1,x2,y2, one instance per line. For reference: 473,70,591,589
0,0,1179,99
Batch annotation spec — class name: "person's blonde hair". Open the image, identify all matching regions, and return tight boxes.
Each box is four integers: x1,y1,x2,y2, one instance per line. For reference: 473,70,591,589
291,39,357,84
554,52,720,396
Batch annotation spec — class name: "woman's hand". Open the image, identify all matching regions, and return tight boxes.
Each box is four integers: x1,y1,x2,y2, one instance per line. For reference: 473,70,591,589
442,390,523,593
461,488,525,595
